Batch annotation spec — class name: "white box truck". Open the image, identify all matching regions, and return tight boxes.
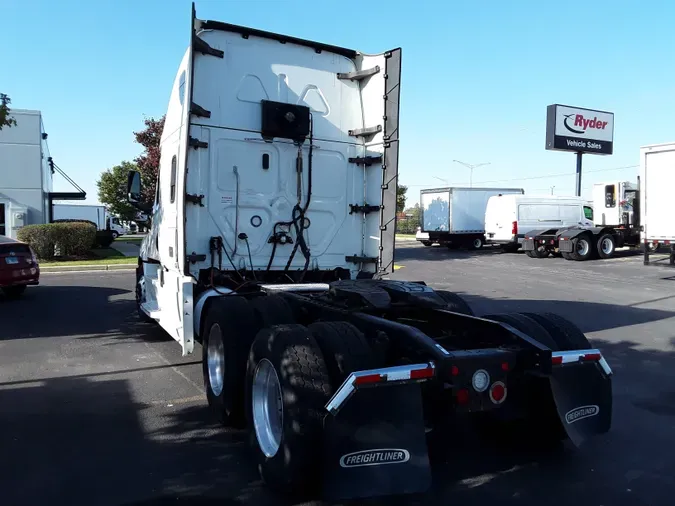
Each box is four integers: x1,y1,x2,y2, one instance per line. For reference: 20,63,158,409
640,142,675,266
52,204,128,238
123,4,613,501
416,187,524,249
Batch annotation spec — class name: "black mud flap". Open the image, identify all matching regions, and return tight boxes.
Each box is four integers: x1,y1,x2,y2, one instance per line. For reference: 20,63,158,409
322,383,431,502
549,362,612,446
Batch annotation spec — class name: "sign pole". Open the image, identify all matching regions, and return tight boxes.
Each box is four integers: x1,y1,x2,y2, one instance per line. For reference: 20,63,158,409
575,151,583,197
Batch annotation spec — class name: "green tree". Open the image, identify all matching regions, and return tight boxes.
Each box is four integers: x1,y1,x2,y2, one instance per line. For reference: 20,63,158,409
0,94,17,130
397,184,408,213
97,161,141,220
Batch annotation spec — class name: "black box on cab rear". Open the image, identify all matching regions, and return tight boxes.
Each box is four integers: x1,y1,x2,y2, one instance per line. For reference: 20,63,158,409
261,100,310,142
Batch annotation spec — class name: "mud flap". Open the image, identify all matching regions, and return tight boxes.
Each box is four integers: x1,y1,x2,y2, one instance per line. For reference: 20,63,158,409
549,362,612,446
321,383,431,502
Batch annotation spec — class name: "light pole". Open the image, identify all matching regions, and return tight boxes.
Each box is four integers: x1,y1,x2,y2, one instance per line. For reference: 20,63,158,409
550,186,555,195
452,160,491,188
433,176,450,186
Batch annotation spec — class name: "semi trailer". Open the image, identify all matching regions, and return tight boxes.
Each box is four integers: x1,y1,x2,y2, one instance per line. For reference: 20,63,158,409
128,4,613,501
522,180,642,260
416,186,524,249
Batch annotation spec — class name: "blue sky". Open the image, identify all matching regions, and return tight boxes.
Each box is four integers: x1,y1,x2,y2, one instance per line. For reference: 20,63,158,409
3,0,674,206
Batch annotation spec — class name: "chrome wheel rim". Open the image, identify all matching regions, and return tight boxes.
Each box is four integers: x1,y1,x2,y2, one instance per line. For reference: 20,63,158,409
207,324,225,396
577,239,590,256
252,358,283,458
601,238,613,255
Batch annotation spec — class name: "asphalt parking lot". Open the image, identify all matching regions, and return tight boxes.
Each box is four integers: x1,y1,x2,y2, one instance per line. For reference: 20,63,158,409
1,243,675,506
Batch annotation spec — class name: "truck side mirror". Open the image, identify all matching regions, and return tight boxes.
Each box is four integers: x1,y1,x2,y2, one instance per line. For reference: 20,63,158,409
127,171,142,203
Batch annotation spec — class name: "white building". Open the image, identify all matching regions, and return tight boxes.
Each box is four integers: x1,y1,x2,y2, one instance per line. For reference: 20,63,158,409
0,109,84,238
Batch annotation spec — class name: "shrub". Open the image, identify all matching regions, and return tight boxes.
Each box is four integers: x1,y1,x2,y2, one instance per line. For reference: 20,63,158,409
52,218,98,229
95,230,115,248
17,224,57,259
54,222,96,256
17,222,96,259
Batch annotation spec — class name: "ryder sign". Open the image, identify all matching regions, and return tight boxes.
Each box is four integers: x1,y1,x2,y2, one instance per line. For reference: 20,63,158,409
546,104,614,155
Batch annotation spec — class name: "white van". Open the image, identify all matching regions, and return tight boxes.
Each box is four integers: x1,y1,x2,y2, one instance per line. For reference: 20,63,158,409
485,195,593,251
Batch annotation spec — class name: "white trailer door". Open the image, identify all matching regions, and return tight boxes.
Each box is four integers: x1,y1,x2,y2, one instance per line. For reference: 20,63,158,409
643,148,675,241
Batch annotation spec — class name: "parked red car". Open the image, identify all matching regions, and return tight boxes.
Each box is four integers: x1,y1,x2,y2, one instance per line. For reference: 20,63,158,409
0,236,40,298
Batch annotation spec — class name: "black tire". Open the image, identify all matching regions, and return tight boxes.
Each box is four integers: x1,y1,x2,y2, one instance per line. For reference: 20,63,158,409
246,324,332,495
308,321,378,388
111,231,119,239
525,250,536,258
569,233,594,261
470,237,484,250
2,285,26,299
435,290,474,316
561,251,573,260
202,296,258,427
422,241,433,247
483,313,557,350
596,233,615,259
249,294,295,328
521,312,591,351
532,246,550,258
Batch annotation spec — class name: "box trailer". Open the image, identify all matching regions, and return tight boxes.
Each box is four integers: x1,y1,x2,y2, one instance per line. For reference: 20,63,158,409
416,187,524,248
125,4,612,501
641,142,675,266
52,204,128,237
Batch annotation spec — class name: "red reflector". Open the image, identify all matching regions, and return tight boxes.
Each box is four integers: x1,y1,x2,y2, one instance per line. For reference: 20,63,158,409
354,373,383,385
511,221,518,235
501,362,509,371
456,388,469,405
490,382,506,404
551,356,563,365
451,365,459,376
665,241,671,245
410,366,434,380
583,353,601,361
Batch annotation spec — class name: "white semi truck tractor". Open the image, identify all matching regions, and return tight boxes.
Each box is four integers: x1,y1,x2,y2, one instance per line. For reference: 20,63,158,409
126,4,613,501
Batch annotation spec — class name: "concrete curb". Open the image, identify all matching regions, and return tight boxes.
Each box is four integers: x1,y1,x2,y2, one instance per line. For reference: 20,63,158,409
41,263,136,273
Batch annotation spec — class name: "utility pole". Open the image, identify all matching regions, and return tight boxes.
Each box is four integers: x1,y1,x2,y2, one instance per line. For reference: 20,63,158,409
452,160,491,188
550,186,555,195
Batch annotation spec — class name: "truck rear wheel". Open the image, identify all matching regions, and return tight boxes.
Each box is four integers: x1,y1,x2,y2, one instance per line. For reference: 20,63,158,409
470,237,484,250
202,296,257,427
308,321,378,387
422,241,433,247
521,312,591,350
596,233,615,259
250,294,295,328
435,290,474,316
483,313,557,350
569,233,594,261
245,324,332,496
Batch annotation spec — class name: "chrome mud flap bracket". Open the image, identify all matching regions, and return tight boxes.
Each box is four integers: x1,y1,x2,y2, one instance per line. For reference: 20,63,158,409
321,365,433,501
549,350,612,446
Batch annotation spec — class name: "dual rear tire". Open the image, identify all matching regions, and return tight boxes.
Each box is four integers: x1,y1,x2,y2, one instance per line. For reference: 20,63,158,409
201,294,377,495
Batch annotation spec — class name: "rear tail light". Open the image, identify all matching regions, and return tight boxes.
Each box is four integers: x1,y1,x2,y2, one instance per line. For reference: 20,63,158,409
489,382,507,404
511,221,518,235
456,388,470,405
